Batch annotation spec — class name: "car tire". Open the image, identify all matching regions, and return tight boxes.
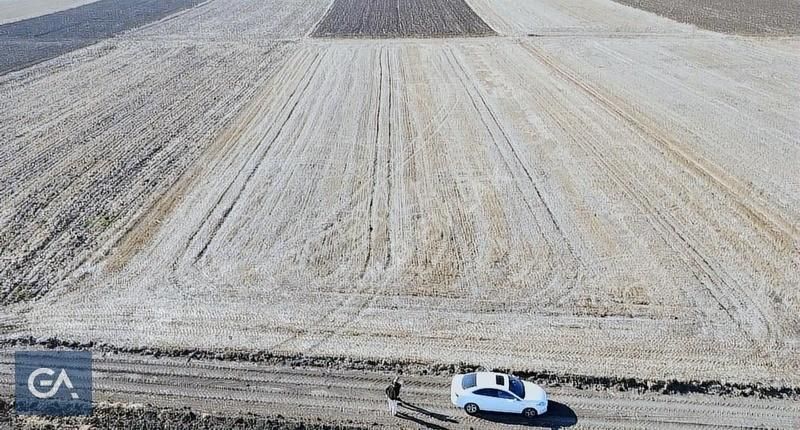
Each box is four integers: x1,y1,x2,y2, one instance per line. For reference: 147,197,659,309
464,403,480,415
522,408,538,418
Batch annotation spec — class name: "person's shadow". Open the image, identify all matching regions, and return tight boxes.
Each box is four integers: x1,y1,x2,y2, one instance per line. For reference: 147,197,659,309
473,401,578,429
400,401,459,423
396,412,450,430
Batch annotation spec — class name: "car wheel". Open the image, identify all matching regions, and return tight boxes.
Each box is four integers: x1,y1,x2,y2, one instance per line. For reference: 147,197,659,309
464,403,480,415
522,408,538,418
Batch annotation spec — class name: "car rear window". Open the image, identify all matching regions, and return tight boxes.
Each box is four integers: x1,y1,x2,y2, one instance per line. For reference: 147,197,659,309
461,373,477,389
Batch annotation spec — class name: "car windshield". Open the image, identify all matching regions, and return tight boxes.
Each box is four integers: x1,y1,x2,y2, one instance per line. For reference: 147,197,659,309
508,376,525,398
461,373,477,389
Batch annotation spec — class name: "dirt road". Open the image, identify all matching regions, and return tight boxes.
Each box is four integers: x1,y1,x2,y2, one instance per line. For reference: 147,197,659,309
3,350,799,429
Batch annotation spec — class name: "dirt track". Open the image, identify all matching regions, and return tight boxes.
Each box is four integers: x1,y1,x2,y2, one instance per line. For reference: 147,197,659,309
3,350,800,429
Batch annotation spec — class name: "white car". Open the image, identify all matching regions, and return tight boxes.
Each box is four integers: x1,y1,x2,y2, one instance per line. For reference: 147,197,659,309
450,372,547,418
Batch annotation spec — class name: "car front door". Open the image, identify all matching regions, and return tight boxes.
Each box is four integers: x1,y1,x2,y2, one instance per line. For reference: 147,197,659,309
472,389,502,412
495,389,522,413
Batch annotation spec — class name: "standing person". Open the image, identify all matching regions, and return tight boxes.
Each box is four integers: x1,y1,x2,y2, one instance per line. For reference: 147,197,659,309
385,375,402,416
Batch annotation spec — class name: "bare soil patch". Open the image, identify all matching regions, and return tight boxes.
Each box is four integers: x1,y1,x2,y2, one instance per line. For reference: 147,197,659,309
0,0,204,74
312,0,495,38
611,0,800,35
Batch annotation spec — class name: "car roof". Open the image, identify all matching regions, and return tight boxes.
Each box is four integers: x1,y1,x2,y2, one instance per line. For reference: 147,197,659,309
474,372,509,390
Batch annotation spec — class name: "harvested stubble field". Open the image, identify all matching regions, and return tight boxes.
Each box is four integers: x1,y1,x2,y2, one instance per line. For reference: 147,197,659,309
313,0,495,38
0,0,332,302
1,0,800,427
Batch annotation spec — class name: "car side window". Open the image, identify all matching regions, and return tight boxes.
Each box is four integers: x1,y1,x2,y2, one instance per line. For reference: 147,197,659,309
473,388,498,397
496,390,516,400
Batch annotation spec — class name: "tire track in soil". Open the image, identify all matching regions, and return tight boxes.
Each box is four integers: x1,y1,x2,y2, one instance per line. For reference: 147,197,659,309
384,45,393,270
1,40,292,303
1,45,250,301
518,42,799,246
518,41,780,347
361,46,385,277
184,51,326,265
301,47,395,354
105,45,309,275
495,47,729,322
270,47,392,353
441,46,580,272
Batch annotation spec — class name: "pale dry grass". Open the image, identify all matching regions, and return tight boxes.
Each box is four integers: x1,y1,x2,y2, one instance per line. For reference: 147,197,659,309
3,0,799,390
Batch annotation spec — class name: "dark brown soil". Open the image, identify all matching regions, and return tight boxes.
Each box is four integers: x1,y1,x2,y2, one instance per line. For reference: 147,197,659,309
312,0,496,38
612,0,800,35
0,0,205,74
1,399,369,430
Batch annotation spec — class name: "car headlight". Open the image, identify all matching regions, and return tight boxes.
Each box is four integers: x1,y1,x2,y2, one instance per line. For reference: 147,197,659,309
536,401,546,407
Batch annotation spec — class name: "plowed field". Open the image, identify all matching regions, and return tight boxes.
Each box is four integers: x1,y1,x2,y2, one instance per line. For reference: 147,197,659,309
313,0,495,38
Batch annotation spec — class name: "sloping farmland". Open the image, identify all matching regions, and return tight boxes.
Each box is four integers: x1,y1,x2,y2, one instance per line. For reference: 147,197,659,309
14,35,800,389
0,0,332,303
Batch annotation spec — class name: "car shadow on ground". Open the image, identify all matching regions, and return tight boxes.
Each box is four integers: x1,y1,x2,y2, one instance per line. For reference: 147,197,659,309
474,401,578,429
